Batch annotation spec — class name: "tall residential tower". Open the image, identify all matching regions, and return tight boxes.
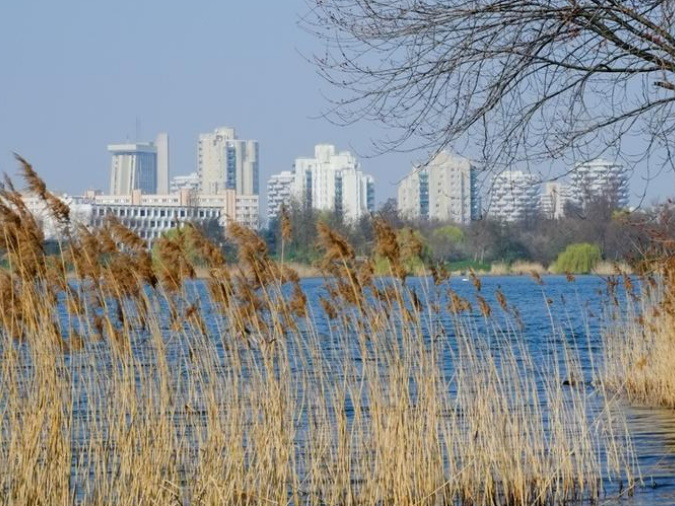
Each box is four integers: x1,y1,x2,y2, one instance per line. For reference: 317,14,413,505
197,127,259,196
571,159,629,210
290,144,374,221
488,170,541,222
397,151,481,224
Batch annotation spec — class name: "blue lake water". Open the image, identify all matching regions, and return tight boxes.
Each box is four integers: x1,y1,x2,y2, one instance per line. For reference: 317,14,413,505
14,274,675,504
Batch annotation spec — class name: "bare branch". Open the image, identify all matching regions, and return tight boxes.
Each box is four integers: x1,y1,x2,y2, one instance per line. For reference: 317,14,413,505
306,0,675,172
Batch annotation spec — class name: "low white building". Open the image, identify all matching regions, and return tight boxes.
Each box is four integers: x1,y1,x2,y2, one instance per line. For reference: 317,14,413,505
19,194,92,241
85,189,258,246
16,189,259,249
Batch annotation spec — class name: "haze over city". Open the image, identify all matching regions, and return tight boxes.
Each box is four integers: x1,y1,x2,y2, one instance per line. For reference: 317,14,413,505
1,0,673,207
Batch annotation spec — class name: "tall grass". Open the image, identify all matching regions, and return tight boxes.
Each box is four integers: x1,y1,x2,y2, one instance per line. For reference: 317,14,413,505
0,158,637,504
602,262,675,409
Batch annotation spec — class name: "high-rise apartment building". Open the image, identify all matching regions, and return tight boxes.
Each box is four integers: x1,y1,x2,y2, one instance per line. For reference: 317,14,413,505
541,182,574,219
291,144,374,221
398,166,430,220
570,159,629,210
397,151,480,224
108,142,158,195
266,170,295,222
197,127,259,195
489,170,541,222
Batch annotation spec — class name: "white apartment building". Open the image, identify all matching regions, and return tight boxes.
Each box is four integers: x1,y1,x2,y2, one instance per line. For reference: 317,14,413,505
108,134,169,196
489,170,541,222
266,170,295,222
398,166,429,220
198,127,259,196
571,159,629,210
541,182,574,219
397,151,480,224
291,144,374,221
170,172,199,194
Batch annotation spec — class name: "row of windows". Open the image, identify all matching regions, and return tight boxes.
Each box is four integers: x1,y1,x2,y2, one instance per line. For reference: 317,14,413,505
93,218,181,229
93,207,221,219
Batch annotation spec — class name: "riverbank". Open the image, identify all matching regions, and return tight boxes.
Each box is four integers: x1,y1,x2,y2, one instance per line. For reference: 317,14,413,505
192,259,631,280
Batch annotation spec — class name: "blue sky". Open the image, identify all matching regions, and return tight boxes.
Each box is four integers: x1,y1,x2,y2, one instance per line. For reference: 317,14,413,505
0,0,672,207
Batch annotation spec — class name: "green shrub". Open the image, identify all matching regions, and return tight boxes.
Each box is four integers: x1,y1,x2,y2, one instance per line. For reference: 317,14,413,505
553,243,601,274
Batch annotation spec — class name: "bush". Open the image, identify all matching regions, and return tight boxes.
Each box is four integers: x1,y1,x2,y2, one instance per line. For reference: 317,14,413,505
553,243,601,274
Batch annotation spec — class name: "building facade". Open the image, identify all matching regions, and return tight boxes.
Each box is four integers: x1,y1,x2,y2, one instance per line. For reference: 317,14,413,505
83,189,259,247
266,170,295,222
541,182,574,219
397,151,480,224
197,127,259,196
170,172,200,194
155,133,170,194
108,142,158,195
489,170,541,222
20,194,92,241
291,144,374,221
570,159,629,210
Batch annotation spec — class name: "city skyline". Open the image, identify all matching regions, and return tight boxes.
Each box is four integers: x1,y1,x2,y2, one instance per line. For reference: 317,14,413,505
1,1,672,209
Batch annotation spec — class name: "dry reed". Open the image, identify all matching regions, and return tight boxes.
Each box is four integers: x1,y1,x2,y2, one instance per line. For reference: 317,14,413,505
0,160,639,505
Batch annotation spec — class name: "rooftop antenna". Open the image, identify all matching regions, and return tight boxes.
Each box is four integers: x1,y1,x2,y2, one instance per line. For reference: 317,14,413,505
135,117,142,142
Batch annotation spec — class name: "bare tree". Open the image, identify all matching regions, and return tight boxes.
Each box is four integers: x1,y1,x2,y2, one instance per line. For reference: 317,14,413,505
307,0,675,176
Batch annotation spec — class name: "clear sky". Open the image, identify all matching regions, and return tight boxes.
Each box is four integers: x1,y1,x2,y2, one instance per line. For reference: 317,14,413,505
0,0,672,208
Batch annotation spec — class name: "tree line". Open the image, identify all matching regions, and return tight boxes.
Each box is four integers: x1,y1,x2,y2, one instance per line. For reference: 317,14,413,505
258,196,675,273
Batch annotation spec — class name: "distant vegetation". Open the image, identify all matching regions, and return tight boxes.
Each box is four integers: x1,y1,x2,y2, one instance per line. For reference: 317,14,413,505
553,243,602,274
260,197,669,274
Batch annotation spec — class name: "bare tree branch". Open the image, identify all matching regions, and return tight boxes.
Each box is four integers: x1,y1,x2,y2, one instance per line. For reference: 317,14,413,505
306,0,675,174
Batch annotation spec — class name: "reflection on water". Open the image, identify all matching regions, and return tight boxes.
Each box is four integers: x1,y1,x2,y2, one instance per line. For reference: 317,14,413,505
622,406,675,505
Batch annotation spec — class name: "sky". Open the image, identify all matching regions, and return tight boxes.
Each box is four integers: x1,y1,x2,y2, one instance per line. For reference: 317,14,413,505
0,0,673,210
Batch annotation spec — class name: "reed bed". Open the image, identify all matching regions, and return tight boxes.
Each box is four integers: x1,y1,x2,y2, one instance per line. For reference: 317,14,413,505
602,260,675,408
0,158,637,505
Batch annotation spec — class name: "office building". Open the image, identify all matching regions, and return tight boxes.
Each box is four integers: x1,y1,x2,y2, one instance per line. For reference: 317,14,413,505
84,189,259,247
108,142,158,195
